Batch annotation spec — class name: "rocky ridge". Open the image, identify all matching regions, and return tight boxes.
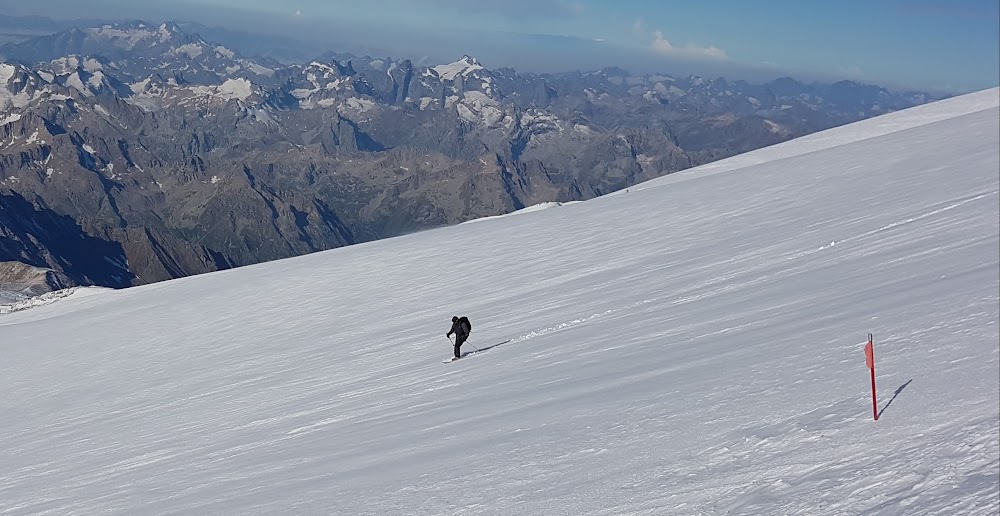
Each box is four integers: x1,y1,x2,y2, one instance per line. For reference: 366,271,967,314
0,21,940,294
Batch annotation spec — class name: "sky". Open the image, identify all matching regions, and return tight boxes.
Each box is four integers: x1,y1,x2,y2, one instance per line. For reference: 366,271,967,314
3,1,999,89
1,89,997,514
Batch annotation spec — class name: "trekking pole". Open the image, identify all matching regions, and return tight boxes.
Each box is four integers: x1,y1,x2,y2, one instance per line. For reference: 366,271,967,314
451,334,479,352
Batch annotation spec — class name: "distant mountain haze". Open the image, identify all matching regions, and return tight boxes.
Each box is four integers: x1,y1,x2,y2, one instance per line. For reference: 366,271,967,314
0,20,941,297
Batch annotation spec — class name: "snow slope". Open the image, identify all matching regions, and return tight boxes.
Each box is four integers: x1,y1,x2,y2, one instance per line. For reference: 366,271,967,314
1,89,998,515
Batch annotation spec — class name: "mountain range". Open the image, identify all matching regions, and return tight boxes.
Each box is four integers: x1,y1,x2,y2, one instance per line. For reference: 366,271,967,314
0,20,941,297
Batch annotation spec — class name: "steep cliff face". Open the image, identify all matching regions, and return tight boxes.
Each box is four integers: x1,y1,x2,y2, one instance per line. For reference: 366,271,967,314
0,22,939,292
0,190,133,289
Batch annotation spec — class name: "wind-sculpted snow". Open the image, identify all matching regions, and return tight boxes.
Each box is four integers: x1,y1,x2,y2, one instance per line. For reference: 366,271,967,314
0,90,997,514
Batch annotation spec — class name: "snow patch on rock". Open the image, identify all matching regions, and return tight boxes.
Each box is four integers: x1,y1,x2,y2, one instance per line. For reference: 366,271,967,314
214,46,235,59
0,113,21,125
216,78,253,100
432,56,483,81
172,43,204,59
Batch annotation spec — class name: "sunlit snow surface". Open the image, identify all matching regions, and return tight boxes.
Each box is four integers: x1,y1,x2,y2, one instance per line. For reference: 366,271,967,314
1,89,998,515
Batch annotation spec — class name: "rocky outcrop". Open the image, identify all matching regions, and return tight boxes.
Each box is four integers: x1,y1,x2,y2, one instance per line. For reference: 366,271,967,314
0,261,73,298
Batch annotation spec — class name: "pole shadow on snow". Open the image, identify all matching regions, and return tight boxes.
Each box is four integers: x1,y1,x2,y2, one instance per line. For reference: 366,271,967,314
878,379,913,419
461,339,512,357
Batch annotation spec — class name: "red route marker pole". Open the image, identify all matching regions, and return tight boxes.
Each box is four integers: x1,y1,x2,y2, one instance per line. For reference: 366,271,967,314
865,333,877,421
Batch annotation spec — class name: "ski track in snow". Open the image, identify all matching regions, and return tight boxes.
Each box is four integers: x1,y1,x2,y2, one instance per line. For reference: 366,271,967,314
0,90,997,515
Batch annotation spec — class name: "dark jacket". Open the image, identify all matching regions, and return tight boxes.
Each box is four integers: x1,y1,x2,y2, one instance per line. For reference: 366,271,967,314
448,318,471,339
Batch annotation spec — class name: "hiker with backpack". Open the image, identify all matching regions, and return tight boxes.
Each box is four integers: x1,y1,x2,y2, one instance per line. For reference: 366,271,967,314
447,316,472,359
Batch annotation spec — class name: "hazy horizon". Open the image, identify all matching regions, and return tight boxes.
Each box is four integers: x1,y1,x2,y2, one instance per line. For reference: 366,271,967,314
2,0,998,94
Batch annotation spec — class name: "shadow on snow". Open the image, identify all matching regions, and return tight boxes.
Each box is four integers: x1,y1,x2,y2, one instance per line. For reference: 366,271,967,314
878,379,913,419
458,339,513,358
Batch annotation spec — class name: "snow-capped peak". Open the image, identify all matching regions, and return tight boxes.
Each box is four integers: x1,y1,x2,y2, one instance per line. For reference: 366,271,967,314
431,55,484,81
48,55,104,75
81,21,187,50
84,24,159,50
216,78,253,100
157,22,175,43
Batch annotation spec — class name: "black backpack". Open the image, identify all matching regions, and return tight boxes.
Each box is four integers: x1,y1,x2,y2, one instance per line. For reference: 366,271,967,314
459,316,471,334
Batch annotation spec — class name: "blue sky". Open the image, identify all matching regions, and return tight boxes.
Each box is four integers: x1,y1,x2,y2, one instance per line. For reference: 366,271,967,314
12,0,1000,92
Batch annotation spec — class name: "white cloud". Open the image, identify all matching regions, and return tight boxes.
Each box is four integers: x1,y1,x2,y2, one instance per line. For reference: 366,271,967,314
650,30,727,60
294,9,303,16
631,20,727,61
